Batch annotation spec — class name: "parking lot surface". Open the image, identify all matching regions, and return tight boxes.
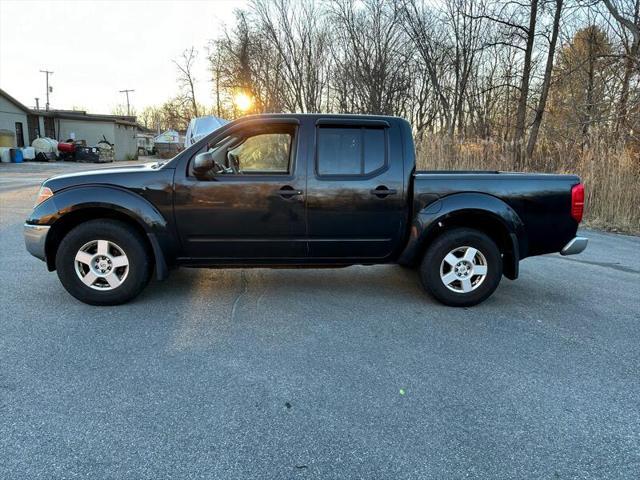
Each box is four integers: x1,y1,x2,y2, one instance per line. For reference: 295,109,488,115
1,161,639,479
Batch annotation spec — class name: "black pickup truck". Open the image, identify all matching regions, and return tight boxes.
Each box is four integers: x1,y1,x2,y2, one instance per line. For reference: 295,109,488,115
25,114,587,307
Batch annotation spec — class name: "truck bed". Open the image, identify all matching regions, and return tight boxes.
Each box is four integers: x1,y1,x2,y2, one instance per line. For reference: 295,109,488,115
411,171,581,257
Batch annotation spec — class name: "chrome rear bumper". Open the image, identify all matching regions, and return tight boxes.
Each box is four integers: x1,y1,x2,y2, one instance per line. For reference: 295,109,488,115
24,224,50,261
560,236,588,256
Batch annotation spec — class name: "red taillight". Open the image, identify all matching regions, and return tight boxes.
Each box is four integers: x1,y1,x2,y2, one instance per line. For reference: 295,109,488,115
571,183,585,223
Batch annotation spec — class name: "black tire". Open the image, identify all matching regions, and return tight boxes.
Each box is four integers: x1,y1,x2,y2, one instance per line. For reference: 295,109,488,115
419,228,502,307
55,219,152,306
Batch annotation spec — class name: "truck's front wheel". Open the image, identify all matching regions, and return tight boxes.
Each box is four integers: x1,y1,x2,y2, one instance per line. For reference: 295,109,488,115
420,228,502,307
55,219,152,306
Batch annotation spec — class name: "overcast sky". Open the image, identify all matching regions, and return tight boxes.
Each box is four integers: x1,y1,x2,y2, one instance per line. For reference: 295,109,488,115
0,0,245,114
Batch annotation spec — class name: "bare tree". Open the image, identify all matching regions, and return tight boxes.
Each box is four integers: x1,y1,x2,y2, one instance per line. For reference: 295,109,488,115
527,0,564,159
400,0,454,135
152,0,640,166
252,0,330,113
327,0,410,115
602,0,640,44
208,44,225,117
600,0,640,134
173,47,199,118
513,0,539,157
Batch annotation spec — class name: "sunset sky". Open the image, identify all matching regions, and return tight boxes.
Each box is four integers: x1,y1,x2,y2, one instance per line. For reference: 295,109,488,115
0,0,245,114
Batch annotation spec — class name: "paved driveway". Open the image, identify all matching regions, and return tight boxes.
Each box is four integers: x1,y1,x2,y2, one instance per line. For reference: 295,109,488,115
1,161,639,479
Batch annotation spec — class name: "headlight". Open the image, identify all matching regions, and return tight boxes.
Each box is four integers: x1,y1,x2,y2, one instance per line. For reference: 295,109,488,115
34,186,53,207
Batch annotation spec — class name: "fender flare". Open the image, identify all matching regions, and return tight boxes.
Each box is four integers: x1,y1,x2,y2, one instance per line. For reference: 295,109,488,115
398,192,526,279
29,185,174,279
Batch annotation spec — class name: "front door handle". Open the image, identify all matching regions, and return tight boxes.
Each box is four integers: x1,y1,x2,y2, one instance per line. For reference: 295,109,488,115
370,186,397,198
276,186,303,199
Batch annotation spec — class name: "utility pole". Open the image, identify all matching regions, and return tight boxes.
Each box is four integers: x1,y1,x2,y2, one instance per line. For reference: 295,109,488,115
119,89,135,116
40,70,53,110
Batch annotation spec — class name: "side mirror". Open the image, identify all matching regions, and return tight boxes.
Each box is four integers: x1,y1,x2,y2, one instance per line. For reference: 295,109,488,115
193,151,215,175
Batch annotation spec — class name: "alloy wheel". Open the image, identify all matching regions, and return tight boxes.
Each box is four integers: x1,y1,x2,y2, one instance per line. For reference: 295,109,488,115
439,246,488,293
74,239,129,290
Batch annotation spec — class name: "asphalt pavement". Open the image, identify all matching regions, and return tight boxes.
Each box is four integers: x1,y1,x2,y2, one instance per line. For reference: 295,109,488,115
1,161,639,479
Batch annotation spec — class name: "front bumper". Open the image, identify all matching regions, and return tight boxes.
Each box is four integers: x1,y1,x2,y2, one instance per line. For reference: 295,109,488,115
560,236,588,256
24,224,50,261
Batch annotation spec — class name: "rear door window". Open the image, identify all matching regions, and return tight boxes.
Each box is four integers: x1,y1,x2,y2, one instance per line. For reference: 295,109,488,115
317,127,386,176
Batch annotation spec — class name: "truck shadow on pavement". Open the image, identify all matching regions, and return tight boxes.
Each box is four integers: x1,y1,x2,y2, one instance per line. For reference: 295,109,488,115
137,263,558,318
142,265,426,306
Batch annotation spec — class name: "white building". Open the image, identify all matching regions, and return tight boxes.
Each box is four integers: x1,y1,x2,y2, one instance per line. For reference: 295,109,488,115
0,88,138,161
0,88,31,145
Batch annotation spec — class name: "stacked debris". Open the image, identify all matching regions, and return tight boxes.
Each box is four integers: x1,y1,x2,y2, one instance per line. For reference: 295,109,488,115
97,137,115,162
32,137,59,162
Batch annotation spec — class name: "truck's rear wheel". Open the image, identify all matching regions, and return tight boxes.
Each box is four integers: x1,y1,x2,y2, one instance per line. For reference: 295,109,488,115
420,228,502,307
55,219,152,306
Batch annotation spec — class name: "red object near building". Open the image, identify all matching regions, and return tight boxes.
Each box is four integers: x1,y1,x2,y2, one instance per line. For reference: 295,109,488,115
57,142,76,154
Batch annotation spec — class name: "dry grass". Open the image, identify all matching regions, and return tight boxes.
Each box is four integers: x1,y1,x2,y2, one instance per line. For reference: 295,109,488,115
416,135,640,234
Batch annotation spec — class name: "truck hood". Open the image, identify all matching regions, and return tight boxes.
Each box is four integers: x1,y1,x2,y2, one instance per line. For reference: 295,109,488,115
43,162,171,192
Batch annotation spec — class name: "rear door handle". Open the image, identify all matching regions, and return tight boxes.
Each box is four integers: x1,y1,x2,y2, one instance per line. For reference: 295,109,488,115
370,186,397,198
276,186,303,198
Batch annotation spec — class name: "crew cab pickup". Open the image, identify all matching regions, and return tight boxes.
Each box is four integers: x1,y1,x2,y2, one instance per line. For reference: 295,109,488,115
24,114,587,307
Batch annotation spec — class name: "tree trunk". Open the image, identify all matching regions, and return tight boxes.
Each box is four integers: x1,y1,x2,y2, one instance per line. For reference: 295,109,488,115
216,72,221,117
616,44,637,136
189,80,198,118
602,0,640,46
582,29,597,150
615,0,640,136
513,0,538,162
526,0,563,160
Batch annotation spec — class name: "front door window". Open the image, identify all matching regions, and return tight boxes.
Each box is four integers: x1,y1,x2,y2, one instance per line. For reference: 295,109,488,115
193,127,294,178
226,133,292,174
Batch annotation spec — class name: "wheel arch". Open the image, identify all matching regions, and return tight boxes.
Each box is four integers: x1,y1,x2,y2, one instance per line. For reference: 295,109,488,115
37,186,172,279
399,193,526,280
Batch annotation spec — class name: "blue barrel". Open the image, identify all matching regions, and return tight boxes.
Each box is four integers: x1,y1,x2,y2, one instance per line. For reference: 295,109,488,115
10,148,23,163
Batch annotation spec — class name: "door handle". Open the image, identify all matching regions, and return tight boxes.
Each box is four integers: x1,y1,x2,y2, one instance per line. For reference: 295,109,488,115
370,186,397,198
276,186,303,198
